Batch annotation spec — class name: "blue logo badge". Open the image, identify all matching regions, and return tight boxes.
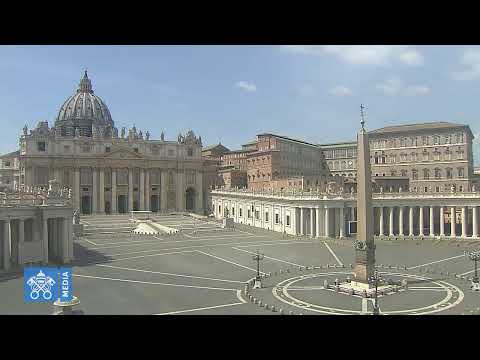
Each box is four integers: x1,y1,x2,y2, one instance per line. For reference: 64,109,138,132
24,267,73,303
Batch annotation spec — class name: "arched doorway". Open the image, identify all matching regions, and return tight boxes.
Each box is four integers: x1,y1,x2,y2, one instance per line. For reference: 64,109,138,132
185,187,195,212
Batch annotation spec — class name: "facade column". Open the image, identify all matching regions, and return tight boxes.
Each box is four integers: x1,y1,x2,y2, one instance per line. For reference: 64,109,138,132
3,220,11,269
379,207,384,236
128,168,133,212
25,166,33,188
429,206,434,237
145,170,150,211
398,206,404,236
111,169,117,214
451,207,456,237
160,170,167,213
389,207,394,236
92,168,98,214
74,168,80,211
196,171,203,214
99,168,105,214
440,206,445,236
473,206,478,238
409,206,414,236
419,206,424,236
461,206,467,238
316,207,320,238
42,217,48,264
310,208,314,238
339,207,344,238
18,219,25,265
176,170,185,212
139,168,145,211
325,207,330,238
299,208,304,235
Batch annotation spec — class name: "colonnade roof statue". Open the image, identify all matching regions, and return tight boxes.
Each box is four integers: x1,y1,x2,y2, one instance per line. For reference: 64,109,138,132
352,104,376,285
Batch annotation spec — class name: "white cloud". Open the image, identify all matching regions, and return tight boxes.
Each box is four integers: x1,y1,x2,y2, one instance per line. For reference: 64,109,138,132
328,85,353,97
376,77,430,96
280,45,424,66
235,81,257,92
404,85,431,96
376,77,402,95
452,48,480,80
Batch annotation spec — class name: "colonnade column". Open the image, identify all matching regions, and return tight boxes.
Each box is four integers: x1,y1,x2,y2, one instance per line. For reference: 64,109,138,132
409,207,414,236
379,207,384,236
111,169,117,214
316,207,320,238
145,170,150,211
473,206,478,238
63,218,69,262
42,218,48,264
451,207,456,237
461,206,467,238
419,206,424,236
389,207,394,236
99,168,105,214
139,169,145,211
429,206,434,237
310,208,314,238
18,219,24,265
339,207,344,238
128,168,133,212
92,168,98,214
399,207,404,236
325,207,330,238
440,207,445,236
299,208,304,235
3,220,11,269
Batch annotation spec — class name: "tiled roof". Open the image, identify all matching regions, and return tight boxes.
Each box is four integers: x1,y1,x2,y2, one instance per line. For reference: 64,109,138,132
369,122,467,134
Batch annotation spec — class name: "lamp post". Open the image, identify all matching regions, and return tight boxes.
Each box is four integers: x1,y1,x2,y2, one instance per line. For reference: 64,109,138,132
253,250,264,289
368,270,382,315
465,250,480,286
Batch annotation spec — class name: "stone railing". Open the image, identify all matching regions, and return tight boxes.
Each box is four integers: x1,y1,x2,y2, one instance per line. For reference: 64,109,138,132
211,188,480,202
0,186,72,207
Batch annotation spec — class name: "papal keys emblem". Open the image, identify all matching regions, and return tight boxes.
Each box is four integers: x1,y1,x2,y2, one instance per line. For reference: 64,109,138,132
26,270,56,300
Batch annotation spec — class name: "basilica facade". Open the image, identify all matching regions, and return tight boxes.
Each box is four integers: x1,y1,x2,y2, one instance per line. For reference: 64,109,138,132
18,71,205,215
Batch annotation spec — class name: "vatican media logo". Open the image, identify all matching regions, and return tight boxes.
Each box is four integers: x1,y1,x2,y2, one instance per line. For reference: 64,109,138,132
24,267,73,303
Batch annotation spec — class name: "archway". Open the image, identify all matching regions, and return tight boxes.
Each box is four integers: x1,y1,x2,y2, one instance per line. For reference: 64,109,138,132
185,187,195,212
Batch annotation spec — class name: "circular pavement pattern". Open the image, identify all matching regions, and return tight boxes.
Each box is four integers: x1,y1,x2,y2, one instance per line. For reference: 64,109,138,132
248,266,475,315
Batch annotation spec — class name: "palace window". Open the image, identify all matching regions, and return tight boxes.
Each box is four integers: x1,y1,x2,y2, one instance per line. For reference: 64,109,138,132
265,212,269,222
412,169,418,180
423,169,430,180
433,135,440,145
37,141,46,152
434,149,441,161
239,208,242,217
401,170,408,177
435,168,441,179
423,150,429,161
422,136,428,146
458,167,464,178
105,146,110,153
275,213,280,224
445,168,452,179
457,150,464,160
286,215,290,226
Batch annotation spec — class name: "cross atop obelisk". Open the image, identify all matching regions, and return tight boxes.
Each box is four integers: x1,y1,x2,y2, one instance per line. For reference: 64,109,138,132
352,104,376,285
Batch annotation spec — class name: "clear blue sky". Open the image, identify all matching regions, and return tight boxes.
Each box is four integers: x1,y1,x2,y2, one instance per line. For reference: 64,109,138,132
0,45,479,163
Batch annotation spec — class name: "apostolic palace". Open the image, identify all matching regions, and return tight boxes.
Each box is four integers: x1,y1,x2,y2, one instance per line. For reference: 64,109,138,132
0,70,480,272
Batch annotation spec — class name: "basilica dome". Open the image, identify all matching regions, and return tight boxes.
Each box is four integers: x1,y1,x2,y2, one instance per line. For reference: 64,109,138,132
55,71,114,137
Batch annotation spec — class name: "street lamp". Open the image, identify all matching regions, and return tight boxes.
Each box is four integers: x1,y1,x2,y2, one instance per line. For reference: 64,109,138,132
465,250,480,289
252,250,264,289
368,270,382,315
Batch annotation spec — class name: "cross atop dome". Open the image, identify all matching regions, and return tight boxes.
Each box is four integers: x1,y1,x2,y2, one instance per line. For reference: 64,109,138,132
78,69,93,94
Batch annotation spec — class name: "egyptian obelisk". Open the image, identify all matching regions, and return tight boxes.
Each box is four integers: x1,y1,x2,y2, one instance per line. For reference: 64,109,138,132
352,105,375,284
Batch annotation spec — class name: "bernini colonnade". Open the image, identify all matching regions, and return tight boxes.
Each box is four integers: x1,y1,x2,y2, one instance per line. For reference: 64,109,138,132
212,189,480,240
